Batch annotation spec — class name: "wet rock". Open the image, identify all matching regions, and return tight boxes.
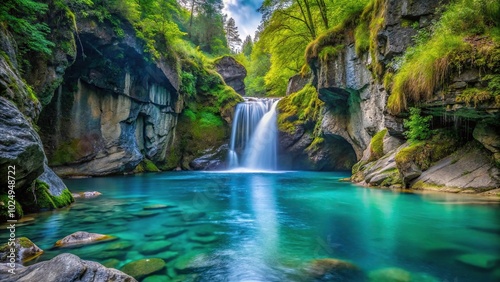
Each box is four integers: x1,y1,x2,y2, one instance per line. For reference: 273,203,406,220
305,258,363,281
0,253,136,282
141,241,173,255
0,98,45,192
368,267,441,282
143,275,172,282
190,144,228,170
121,258,166,280
55,231,116,247
181,211,206,222
102,258,121,269
103,241,134,252
72,191,102,199
132,211,161,218
0,237,43,263
456,253,500,269
214,56,247,95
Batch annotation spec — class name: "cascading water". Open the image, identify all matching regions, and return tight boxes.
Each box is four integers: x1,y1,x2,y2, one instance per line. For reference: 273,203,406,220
227,98,279,171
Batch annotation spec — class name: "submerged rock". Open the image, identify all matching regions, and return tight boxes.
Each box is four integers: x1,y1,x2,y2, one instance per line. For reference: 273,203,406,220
174,252,214,274
189,235,219,244
121,258,166,280
143,275,172,282
143,204,175,210
55,231,116,247
368,267,439,282
0,237,43,263
0,253,136,282
305,258,363,281
72,191,102,199
140,241,173,255
163,228,187,238
456,253,500,269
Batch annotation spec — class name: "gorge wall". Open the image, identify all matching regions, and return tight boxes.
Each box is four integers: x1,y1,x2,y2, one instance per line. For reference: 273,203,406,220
278,0,500,193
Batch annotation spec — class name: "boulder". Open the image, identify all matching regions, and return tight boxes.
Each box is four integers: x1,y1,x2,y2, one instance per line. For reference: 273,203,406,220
0,238,43,263
121,258,165,280
72,191,102,199
55,231,116,247
0,98,45,190
0,253,136,282
473,122,500,165
190,144,228,170
214,56,247,95
412,144,499,192
456,253,500,269
305,258,364,281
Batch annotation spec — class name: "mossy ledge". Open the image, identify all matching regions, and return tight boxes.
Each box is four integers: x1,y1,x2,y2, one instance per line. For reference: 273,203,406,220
19,180,74,213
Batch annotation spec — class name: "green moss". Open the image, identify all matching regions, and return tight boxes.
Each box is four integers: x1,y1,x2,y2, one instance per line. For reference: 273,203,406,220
354,22,370,55
50,139,83,166
20,180,74,213
306,136,325,153
277,84,324,133
0,194,23,222
318,45,344,62
395,129,461,171
134,158,160,173
380,168,402,187
456,88,494,107
369,129,387,161
388,0,500,114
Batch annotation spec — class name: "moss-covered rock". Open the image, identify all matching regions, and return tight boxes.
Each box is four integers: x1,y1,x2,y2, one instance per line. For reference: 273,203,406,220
369,129,388,161
54,231,116,247
121,258,166,280
305,258,364,281
133,158,160,173
19,180,74,213
0,194,23,221
0,237,43,263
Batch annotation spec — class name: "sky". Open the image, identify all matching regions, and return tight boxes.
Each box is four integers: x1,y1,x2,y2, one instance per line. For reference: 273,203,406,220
222,0,264,42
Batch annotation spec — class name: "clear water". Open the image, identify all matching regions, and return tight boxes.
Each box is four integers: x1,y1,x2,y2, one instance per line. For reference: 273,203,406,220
3,171,500,281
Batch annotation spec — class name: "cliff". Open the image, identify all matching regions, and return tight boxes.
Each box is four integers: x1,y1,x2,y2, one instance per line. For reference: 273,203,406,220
278,0,500,193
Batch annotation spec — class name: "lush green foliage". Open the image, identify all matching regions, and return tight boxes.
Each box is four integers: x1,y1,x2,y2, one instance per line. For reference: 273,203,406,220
388,0,500,114
0,0,55,57
369,128,387,161
277,84,323,132
251,0,369,96
403,108,432,143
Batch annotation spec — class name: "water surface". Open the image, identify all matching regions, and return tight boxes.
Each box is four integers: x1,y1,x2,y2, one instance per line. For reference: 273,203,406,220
3,171,500,281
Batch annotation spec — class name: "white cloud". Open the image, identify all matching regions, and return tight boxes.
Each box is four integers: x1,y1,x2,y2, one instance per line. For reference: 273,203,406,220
223,0,263,41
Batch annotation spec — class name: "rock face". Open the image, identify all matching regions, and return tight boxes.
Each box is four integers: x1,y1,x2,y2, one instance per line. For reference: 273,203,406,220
0,253,136,282
38,17,181,176
215,56,247,95
0,98,45,189
0,98,71,220
413,144,500,192
0,238,43,263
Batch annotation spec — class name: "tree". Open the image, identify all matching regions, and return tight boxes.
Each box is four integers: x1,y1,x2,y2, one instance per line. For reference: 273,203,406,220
0,0,55,56
225,17,242,53
241,35,253,57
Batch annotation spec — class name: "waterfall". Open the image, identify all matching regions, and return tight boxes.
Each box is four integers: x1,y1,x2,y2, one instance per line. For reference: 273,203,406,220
227,98,279,171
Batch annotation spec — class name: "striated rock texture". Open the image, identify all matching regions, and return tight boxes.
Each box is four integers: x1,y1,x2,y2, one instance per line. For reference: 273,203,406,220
215,56,247,95
0,253,137,282
38,17,181,176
